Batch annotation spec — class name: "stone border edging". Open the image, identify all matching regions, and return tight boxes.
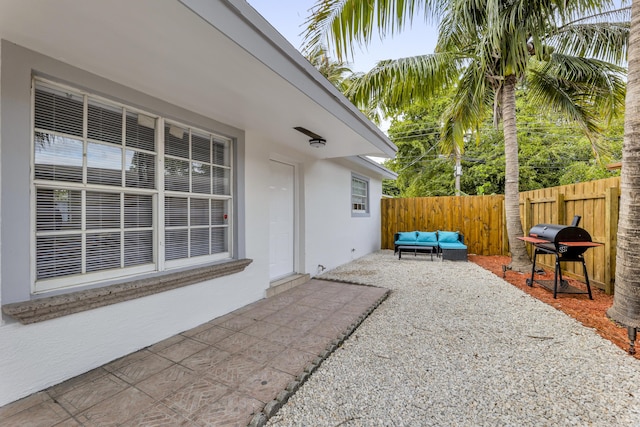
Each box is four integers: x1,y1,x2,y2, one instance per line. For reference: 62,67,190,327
248,284,391,427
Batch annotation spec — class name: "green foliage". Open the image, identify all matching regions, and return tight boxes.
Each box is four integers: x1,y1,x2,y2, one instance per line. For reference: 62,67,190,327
306,1,629,152
382,179,401,197
304,1,627,198
385,91,622,197
460,130,504,195
558,161,618,185
384,100,450,196
306,0,628,267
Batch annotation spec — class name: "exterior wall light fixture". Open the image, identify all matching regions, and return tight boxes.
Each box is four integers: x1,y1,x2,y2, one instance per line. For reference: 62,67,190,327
294,126,326,148
309,138,326,148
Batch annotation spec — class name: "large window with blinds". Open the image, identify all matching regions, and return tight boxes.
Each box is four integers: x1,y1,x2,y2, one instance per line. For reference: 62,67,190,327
32,80,232,292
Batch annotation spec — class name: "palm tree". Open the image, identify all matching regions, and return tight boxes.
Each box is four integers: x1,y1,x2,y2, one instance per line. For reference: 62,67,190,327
305,45,355,91
305,45,385,123
608,0,640,353
304,0,628,272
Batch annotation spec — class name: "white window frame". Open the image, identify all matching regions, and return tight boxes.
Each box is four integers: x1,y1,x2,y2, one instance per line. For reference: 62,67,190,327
30,79,233,294
162,122,233,270
351,173,370,217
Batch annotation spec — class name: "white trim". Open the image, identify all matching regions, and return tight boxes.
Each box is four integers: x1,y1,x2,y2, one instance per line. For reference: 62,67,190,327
34,263,157,294
29,79,36,294
268,158,298,280
348,156,398,180
351,173,370,217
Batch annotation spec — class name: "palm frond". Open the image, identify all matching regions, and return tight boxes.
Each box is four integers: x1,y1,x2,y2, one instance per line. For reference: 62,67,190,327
305,45,355,90
436,8,477,52
526,55,626,155
546,22,630,64
302,0,441,61
345,52,467,113
540,54,626,115
440,62,492,154
561,4,630,26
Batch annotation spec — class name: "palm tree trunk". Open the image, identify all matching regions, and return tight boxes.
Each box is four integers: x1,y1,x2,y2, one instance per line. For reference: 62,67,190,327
502,75,531,272
608,0,640,330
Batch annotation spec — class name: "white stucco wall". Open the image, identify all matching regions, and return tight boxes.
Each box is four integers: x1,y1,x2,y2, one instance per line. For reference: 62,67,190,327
243,130,275,282
244,132,384,280
0,40,2,314
304,160,383,276
0,39,278,406
0,264,265,406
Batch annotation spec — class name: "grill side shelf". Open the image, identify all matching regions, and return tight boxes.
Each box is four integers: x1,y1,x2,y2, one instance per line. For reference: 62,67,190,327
558,241,603,247
518,236,548,244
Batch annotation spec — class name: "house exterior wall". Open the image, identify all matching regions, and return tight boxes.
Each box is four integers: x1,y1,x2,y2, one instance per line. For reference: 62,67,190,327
304,160,383,275
242,130,386,281
0,40,2,312
0,42,266,406
0,42,389,406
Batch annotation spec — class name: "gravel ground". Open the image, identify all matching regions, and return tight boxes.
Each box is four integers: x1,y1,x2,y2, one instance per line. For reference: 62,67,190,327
267,251,640,427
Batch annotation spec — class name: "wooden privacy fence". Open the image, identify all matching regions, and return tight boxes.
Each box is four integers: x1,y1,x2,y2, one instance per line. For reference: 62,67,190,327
519,176,620,294
381,176,621,294
381,195,506,257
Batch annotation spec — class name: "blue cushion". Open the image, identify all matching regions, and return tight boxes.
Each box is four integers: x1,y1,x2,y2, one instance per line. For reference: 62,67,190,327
417,231,437,243
438,231,459,243
438,242,467,249
395,231,417,243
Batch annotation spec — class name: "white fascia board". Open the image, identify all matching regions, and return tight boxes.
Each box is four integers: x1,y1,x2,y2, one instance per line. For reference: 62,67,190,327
179,0,397,158
347,156,398,180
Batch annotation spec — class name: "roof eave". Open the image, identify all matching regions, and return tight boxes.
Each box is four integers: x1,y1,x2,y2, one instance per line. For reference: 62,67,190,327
179,0,397,158
347,156,398,180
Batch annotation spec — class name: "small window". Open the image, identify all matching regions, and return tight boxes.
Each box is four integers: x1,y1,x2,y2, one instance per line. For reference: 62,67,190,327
351,174,369,217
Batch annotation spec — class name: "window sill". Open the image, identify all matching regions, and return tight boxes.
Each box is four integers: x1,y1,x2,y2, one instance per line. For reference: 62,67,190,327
2,258,253,324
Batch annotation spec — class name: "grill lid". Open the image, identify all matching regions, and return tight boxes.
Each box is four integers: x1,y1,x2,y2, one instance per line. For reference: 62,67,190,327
529,224,592,244
528,223,593,257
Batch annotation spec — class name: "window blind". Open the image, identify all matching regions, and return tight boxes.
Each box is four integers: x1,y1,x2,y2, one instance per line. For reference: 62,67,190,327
163,122,231,263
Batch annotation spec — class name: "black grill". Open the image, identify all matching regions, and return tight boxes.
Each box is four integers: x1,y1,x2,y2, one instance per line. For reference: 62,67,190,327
519,216,599,299
528,223,593,257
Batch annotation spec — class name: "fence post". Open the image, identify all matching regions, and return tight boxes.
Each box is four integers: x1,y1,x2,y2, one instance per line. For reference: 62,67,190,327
523,197,532,237
605,185,620,294
556,192,565,225
381,198,388,249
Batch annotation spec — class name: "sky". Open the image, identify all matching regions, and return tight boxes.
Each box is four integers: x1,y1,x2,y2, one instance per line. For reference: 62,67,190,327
246,0,439,73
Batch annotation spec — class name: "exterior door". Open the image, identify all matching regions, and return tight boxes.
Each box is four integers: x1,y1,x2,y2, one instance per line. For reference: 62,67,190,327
269,160,295,280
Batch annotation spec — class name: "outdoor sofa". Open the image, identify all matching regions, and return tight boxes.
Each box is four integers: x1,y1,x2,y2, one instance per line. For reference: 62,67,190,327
394,230,468,261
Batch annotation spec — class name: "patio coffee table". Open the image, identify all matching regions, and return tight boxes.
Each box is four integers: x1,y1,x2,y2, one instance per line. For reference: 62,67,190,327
397,245,436,261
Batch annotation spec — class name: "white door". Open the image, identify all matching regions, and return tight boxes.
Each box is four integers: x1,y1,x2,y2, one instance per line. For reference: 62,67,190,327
269,160,295,280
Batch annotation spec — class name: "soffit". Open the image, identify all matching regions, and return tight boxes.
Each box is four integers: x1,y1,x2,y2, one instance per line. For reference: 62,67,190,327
0,0,394,159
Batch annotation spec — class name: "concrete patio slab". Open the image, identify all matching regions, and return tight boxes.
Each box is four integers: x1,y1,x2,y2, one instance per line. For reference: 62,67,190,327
0,279,388,427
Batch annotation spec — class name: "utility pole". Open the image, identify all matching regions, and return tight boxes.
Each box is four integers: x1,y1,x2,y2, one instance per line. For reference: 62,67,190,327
454,149,462,196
